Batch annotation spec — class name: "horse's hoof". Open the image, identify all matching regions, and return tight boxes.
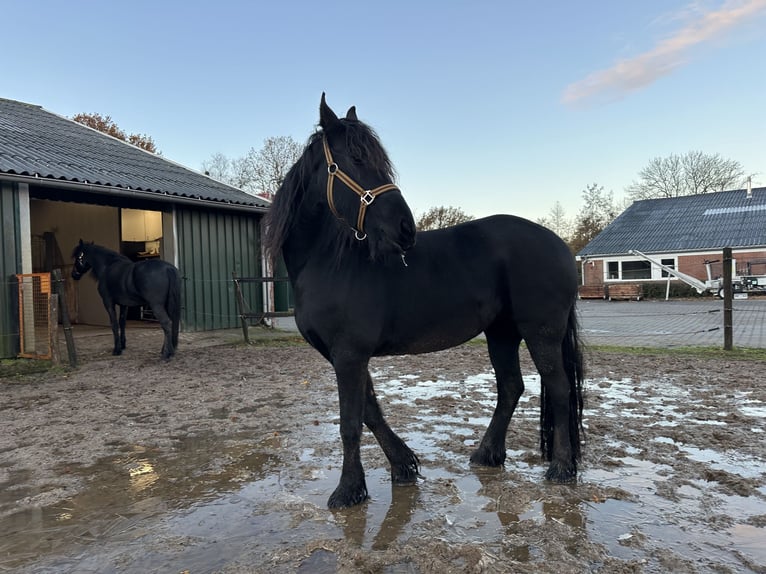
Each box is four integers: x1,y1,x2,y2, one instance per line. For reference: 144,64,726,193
112,349,122,356
391,459,421,485
470,447,506,467
328,484,369,509
544,461,577,483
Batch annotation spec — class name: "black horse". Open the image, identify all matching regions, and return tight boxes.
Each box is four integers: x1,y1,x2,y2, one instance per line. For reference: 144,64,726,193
264,95,584,509
71,240,181,359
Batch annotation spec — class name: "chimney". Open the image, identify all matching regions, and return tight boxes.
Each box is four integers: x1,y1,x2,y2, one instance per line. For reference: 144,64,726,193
746,176,752,199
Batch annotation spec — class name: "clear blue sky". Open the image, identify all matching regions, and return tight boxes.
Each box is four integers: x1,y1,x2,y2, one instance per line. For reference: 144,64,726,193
4,0,766,222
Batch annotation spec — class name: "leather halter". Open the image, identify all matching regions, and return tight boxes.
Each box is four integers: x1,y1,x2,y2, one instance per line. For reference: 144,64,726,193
322,136,398,240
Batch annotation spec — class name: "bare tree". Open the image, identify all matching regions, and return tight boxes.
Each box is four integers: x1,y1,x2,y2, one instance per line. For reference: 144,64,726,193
203,136,302,199
570,183,620,254
416,206,473,231
537,201,572,241
202,152,234,182
71,112,159,153
249,136,302,200
626,151,745,200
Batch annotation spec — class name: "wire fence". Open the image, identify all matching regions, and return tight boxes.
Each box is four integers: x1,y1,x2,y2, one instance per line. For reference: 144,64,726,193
577,299,766,349
3,276,766,353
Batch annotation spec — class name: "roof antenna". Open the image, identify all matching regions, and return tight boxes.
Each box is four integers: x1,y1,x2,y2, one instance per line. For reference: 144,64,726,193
746,175,752,200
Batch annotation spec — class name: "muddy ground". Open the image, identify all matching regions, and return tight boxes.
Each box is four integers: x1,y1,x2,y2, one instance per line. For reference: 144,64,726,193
1,325,765,573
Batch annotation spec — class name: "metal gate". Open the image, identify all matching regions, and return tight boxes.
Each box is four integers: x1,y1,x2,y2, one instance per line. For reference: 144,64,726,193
17,273,54,359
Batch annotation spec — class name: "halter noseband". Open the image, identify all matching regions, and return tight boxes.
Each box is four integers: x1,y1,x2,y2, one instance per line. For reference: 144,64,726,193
322,136,398,241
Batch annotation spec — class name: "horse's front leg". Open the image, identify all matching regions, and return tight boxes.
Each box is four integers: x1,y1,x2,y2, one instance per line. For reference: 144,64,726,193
363,373,420,485
118,305,128,350
328,357,369,509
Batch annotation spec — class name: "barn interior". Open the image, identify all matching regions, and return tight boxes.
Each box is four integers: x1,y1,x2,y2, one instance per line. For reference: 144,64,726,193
29,197,169,326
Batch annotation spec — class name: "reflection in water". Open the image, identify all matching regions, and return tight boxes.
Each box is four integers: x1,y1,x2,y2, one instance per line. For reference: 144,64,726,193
127,459,158,491
372,484,420,550
471,464,590,563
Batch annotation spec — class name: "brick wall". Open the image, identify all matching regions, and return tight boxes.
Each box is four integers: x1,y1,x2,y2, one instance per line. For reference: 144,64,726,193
582,259,604,285
679,250,766,280
580,249,766,287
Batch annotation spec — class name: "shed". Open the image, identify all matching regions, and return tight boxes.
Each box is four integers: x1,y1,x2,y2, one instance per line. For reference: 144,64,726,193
1,98,270,358
576,187,766,291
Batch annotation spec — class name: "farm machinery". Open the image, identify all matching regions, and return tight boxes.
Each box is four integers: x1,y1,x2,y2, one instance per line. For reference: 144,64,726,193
629,250,766,298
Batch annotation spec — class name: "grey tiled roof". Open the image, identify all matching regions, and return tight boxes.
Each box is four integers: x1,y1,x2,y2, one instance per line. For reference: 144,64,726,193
0,98,268,210
578,187,766,257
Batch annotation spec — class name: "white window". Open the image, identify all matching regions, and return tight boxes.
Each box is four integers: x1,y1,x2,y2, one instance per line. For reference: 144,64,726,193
621,261,651,280
605,257,675,281
660,258,675,278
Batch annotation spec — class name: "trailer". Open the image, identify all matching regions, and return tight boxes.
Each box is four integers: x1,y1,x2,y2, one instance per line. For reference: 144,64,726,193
714,272,766,298
628,250,766,298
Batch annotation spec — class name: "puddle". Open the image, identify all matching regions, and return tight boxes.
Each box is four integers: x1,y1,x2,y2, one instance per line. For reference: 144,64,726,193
3,369,765,573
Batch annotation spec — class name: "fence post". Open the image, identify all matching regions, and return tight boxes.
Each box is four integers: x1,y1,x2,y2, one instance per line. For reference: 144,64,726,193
49,293,60,364
232,272,251,344
722,247,733,351
52,269,77,367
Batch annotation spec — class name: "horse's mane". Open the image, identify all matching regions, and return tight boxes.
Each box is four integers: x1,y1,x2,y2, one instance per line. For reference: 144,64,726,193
263,118,396,261
73,242,129,264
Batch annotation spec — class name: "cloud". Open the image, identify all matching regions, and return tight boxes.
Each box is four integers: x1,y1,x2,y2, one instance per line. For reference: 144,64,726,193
562,0,766,106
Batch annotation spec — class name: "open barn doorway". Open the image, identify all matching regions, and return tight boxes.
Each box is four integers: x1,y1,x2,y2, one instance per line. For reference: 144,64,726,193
29,199,168,326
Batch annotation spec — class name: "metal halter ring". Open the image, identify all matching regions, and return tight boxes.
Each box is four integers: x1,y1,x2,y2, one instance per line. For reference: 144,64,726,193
360,191,375,206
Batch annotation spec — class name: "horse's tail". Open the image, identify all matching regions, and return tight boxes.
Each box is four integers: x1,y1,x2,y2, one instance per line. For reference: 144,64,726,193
540,304,585,463
167,266,181,347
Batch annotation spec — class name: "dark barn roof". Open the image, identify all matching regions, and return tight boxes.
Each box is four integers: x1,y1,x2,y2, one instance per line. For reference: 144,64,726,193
0,98,268,211
578,187,766,257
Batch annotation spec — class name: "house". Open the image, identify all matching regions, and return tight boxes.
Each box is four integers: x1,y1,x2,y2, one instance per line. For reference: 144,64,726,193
576,186,766,297
1,97,270,358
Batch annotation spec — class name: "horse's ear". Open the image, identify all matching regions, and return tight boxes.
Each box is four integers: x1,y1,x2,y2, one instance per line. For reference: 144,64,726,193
345,106,358,121
319,92,340,131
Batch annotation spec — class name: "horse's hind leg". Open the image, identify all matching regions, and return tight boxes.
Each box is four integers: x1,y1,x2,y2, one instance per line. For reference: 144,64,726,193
471,326,524,467
151,305,175,359
363,372,420,485
526,336,577,482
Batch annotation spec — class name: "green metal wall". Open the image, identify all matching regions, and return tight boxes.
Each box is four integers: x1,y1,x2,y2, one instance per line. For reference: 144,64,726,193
273,256,294,312
176,207,263,331
0,181,21,358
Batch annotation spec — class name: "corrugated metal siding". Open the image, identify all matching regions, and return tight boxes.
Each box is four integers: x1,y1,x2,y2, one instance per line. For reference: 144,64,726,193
1,181,21,358
176,207,263,331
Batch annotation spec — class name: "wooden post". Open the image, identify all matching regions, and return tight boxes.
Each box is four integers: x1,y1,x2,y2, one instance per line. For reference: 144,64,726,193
52,269,78,367
232,272,251,344
49,293,60,364
722,247,733,351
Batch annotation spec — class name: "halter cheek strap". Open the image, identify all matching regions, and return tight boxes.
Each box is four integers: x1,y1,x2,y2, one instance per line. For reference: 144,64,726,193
322,137,398,240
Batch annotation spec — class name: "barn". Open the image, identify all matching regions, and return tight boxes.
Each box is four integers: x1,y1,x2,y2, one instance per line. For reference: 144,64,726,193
0,97,270,359
576,186,766,298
